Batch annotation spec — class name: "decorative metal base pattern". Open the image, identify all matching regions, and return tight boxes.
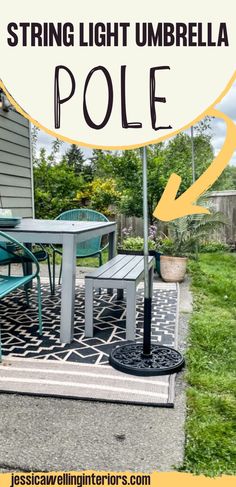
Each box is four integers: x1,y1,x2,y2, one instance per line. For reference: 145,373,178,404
110,343,185,376
1,284,177,365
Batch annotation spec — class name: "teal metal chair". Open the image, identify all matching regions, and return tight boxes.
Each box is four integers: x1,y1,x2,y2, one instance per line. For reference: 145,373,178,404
52,209,109,294
0,242,53,294
0,230,43,362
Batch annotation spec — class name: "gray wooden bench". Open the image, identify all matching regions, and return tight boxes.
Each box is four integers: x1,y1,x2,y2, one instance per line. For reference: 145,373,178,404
85,254,155,341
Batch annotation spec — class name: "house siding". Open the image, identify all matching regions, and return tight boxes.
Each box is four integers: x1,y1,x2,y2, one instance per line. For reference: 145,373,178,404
0,109,33,218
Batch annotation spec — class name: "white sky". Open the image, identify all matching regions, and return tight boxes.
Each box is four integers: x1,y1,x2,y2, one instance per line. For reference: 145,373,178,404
213,81,236,165
36,81,236,166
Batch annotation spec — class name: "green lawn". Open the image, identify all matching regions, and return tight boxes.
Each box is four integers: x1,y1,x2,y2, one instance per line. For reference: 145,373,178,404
51,249,109,268
75,250,109,267
181,253,236,476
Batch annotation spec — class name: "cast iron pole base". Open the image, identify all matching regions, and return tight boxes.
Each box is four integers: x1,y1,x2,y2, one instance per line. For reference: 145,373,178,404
109,342,185,376
109,295,185,376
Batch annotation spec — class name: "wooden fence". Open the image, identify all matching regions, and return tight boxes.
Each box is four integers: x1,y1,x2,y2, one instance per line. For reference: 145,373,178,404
116,214,167,243
205,190,236,243
116,190,236,244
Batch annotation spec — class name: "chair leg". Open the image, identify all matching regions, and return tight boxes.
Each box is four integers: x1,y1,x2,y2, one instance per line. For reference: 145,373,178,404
0,325,2,363
37,276,43,335
8,263,11,276
47,254,53,295
22,262,30,306
24,285,30,307
58,260,62,285
117,289,124,300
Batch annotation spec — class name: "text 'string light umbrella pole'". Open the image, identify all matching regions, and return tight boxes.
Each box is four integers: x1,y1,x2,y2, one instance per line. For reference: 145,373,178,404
109,146,185,376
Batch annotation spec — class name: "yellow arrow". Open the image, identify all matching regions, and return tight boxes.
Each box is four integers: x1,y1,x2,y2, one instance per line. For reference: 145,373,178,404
153,108,236,222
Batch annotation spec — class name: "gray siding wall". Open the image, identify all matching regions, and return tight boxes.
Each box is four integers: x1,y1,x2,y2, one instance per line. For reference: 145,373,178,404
0,110,33,217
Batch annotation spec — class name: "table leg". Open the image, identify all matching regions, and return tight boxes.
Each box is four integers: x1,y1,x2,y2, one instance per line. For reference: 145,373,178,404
108,230,116,259
108,230,116,295
25,243,33,289
60,235,77,343
85,278,94,337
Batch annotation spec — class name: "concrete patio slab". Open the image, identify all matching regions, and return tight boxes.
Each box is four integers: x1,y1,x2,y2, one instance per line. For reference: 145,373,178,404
0,375,186,472
0,272,191,473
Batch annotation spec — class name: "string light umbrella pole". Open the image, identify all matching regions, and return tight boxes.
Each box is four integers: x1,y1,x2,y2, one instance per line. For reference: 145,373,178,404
109,146,185,376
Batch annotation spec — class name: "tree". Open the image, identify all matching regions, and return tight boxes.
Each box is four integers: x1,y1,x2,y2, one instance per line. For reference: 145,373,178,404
159,133,214,190
94,149,144,217
117,147,166,223
76,178,120,216
33,147,84,219
31,126,39,163
230,165,236,188
32,122,235,223
65,144,85,174
213,164,236,190
91,135,215,223
48,138,64,165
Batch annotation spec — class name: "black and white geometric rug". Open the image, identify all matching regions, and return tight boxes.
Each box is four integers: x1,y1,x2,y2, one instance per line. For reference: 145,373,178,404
0,282,180,407
1,284,177,363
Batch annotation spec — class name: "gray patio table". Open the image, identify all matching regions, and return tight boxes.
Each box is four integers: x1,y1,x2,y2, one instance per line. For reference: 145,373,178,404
1,218,117,343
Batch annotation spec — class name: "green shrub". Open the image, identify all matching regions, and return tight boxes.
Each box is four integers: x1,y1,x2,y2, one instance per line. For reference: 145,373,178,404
121,236,156,251
199,241,230,253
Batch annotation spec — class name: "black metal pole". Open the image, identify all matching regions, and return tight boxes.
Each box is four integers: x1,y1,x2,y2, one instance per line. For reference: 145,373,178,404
109,145,185,376
141,146,152,356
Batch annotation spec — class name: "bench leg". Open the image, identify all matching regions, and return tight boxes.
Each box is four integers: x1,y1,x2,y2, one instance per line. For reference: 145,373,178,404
117,289,124,300
85,279,94,337
107,230,116,296
126,283,136,341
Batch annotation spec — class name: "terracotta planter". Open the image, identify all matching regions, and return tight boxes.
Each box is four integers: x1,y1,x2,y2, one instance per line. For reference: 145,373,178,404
160,255,187,282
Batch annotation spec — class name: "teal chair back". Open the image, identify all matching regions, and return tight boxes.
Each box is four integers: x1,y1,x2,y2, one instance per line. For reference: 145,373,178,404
56,209,109,257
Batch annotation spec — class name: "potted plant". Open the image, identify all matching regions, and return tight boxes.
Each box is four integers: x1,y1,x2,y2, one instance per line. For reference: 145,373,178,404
158,237,188,282
158,210,227,282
